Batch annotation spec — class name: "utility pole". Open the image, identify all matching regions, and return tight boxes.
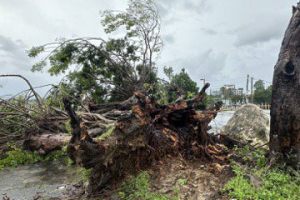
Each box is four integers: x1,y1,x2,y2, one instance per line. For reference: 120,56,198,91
251,77,254,103
246,74,249,95
246,74,249,103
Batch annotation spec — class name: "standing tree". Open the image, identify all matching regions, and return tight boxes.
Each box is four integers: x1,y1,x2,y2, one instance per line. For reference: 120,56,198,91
252,80,272,104
270,2,300,170
230,95,243,104
220,86,231,100
254,79,265,91
253,80,266,104
264,85,272,104
28,0,163,103
162,67,199,103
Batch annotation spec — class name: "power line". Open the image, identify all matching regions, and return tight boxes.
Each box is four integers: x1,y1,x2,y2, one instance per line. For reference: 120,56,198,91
252,77,272,85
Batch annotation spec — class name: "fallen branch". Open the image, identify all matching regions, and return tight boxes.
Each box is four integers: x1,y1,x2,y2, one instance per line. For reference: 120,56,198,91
0,74,43,112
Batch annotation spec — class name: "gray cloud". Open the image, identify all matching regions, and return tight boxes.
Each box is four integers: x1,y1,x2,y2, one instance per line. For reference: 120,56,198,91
183,0,210,15
168,49,228,88
163,34,175,44
0,36,27,55
200,27,218,35
156,0,211,19
0,35,63,96
234,21,286,47
0,36,22,52
0,35,30,71
155,1,170,18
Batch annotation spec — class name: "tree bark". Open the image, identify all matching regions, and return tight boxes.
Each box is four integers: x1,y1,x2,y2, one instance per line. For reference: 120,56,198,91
270,2,300,169
23,133,70,155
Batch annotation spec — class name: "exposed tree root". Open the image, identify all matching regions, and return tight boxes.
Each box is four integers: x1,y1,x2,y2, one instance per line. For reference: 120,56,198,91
64,84,228,195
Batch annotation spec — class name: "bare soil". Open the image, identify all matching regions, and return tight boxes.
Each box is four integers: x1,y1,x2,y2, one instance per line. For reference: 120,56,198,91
149,157,232,200
59,156,233,200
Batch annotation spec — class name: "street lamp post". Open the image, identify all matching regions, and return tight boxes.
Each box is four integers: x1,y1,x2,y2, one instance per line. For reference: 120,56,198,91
200,78,205,87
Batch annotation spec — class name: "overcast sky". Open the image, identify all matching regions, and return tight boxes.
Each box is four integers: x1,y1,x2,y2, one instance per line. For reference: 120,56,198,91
0,0,298,97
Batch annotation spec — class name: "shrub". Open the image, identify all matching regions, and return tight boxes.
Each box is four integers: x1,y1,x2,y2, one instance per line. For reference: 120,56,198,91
223,146,300,200
0,146,71,170
0,147,43,170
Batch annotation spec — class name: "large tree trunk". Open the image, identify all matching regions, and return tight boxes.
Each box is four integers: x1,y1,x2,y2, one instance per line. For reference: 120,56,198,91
270,2,300,169
23,133,71,155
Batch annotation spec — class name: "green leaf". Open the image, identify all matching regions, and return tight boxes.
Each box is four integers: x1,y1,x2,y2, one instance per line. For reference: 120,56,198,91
27,46,45,57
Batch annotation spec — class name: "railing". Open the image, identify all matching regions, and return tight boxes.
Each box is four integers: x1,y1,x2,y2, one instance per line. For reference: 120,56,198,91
221,104,271,111
258,104,271,110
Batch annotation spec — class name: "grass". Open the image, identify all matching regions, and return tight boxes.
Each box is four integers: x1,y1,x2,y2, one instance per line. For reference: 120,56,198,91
236,145,267,167
223,146,300,200
118,171,179,200
0,145,93,184
0,145,71,170
43,145,73,165
77,168,93,182
177,178,187,186
65,119,72,134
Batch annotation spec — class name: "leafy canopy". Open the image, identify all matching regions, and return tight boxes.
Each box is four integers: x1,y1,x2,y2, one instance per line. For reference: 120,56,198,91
28,0,162,103
158,67,199,103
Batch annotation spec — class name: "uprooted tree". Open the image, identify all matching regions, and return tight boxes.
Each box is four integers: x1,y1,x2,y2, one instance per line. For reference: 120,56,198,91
0,76,226,196
0,0,216,156
64,84,225,195
0,0,229,197
270,2,300,170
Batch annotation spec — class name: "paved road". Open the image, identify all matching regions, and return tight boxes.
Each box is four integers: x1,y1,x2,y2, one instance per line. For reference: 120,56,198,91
0,161,81,200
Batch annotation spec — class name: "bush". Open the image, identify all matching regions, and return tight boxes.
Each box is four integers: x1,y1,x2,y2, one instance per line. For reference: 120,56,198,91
223,146,300,200
0,146,71,170
0,147,43,169
223,164,256,199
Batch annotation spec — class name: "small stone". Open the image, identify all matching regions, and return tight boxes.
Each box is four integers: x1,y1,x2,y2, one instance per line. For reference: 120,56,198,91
33,194,41,200
57,185,67,190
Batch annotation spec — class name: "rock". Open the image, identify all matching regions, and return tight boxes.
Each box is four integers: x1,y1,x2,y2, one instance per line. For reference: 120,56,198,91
221,104,269,146
33,194,41,200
